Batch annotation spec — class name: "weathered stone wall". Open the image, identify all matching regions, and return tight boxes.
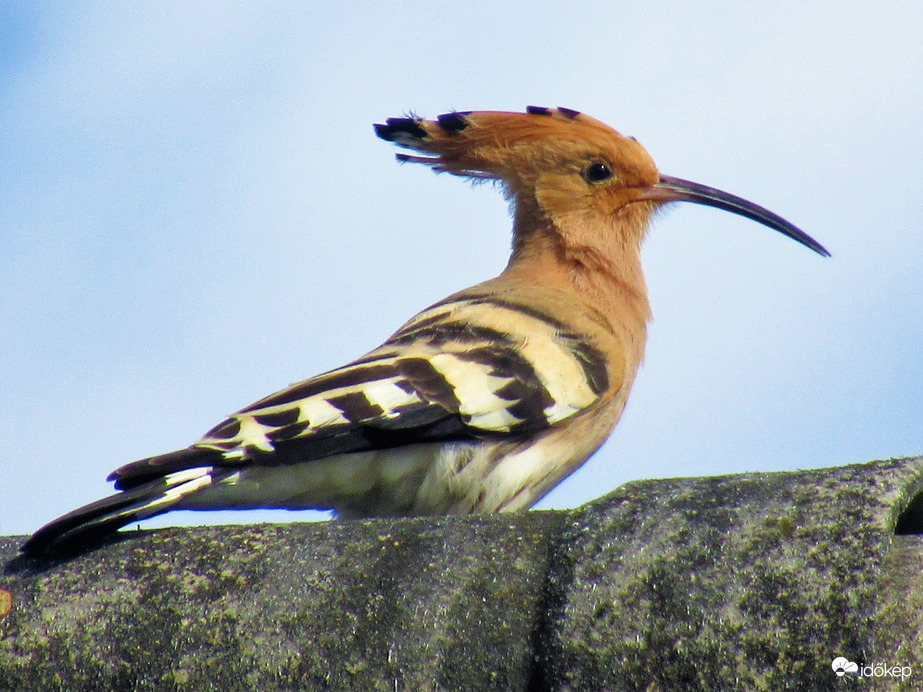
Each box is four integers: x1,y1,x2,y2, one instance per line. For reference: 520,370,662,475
2,455,922,691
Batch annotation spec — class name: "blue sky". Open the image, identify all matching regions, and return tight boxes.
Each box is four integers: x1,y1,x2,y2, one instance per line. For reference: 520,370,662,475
2,3,921,536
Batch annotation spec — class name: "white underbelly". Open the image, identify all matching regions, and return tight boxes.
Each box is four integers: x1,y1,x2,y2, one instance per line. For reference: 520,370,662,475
173,432,572,517
177,443,444,515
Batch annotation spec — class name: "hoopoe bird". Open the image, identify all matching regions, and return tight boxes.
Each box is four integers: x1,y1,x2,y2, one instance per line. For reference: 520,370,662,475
22,106,828,556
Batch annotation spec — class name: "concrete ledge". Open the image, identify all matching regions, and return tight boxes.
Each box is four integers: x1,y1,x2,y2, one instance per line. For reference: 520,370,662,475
2,455,922,690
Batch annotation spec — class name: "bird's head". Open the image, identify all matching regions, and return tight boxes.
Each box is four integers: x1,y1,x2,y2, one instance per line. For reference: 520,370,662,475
375,107,829,266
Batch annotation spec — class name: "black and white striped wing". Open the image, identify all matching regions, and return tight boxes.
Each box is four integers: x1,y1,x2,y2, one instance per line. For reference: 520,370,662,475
110,295,610,488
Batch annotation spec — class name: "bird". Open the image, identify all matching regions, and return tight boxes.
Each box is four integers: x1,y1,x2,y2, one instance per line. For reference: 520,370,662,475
21,106,829,556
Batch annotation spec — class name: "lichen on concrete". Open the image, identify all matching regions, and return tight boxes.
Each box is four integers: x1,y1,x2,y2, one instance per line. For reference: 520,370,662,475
2,456,923,691
539,457,923,690
1,513,564,691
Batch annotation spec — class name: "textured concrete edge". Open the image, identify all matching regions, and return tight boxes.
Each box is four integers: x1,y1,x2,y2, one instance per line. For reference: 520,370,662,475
0,512,567,691
1,455,922,691
530,455,923,689
865,455,923,672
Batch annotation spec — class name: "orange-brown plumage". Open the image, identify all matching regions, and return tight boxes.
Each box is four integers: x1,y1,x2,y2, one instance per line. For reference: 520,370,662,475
382,108,662,361
22,106,828,556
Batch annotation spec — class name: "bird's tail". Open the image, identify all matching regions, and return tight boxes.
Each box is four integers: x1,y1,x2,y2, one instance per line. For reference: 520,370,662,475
20,467,228,557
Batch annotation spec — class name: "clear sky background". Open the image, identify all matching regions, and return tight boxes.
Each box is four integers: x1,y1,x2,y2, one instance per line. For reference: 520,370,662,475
1,3,921,537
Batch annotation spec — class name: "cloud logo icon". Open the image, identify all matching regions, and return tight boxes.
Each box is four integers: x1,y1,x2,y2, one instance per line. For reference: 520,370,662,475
832,657,859,676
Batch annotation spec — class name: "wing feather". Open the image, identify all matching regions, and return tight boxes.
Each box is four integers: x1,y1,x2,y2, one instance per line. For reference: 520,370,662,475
111,295,610,486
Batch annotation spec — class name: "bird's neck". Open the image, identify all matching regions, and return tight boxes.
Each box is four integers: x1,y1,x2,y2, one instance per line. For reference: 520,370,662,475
503,213,652,346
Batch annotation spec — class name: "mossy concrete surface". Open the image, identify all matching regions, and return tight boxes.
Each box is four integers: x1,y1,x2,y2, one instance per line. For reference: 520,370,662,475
2,455,922,691
541,456,923,690
1,513,564,691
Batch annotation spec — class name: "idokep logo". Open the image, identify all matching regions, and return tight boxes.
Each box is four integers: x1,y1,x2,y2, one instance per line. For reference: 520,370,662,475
831,657,858,676
832,656,912,681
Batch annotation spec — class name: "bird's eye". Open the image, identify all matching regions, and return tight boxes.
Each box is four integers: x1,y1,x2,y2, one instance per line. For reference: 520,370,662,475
585,162,613,183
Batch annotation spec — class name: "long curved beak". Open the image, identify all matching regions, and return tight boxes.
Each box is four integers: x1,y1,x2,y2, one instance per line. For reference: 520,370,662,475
645,175,830,257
